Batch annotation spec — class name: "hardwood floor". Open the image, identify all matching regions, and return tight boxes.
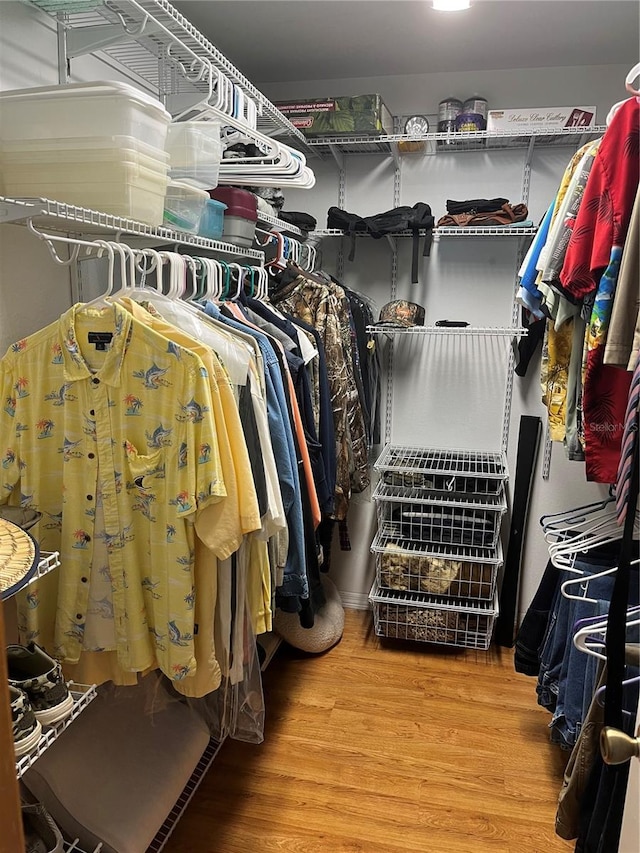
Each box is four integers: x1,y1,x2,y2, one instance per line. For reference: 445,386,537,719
164,609,573,853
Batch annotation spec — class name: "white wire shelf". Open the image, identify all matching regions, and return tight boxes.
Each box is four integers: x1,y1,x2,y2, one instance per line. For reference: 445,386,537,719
29,0,305,144
0,196,265,261
16,683,97,779
258,212,306,238
25,551,61,591
305,125,606,155
314,226,537,238
366,325,528,338
371,521,504,564
373,479,507,511
146,737,223,852
369,582,499,650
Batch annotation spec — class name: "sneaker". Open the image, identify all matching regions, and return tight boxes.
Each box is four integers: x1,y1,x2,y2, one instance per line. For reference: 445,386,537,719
9,685,42,757
22,803,64,853
7,643,73,726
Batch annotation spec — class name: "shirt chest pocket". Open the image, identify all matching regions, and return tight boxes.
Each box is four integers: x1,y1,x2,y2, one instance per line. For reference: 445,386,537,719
122,440,168,518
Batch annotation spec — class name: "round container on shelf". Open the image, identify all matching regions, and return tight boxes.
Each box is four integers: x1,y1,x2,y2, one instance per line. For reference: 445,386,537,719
462,96,488,121
455,112,486,132
437,97,463,146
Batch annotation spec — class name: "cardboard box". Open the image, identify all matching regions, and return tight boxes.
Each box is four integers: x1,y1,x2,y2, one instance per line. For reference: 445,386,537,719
275,94,393,137
487,105,597,134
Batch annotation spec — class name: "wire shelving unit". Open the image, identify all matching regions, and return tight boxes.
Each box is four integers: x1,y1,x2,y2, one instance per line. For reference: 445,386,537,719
0,196,265,261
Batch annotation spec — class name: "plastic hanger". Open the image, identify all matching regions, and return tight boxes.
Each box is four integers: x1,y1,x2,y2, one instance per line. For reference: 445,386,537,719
573,607,640,662
560,564,624,603
605,62,640,126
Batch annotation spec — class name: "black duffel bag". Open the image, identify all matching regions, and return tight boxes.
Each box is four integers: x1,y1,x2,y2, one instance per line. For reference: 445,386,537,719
327,202,434,283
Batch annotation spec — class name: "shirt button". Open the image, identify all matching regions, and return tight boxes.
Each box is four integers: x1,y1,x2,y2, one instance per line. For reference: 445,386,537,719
76,613,83,620
85,535,91,542
86,494,93,501
89,409,95,416
91,377,100,385
88,452,95,459
81,577,88,583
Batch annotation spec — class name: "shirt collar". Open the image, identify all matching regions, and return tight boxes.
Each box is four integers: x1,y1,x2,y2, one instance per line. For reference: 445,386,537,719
59,302,132,387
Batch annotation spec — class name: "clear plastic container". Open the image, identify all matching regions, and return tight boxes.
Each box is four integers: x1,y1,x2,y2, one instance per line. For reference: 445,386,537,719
163,181,209,233
198,198,227,240
0,82,171,151
167,121,224,188
2,158,170,225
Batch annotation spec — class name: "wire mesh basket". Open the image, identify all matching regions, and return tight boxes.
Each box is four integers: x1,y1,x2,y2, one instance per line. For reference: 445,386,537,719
369,583,499,650
374,538,502,601
375,444,508,498
375,498,504,549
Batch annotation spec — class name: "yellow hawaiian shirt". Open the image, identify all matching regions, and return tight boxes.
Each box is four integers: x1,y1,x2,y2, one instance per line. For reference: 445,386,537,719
0,302,225,681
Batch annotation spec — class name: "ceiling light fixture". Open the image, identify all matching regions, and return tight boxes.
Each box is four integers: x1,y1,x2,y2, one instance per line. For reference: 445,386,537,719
432,0,471,11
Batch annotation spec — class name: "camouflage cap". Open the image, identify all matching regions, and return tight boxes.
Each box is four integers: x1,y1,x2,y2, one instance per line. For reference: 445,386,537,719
376,300,425,327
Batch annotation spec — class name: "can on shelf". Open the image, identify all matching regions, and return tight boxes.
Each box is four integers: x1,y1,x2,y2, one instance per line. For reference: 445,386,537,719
462,96,488,123
438,97,463,146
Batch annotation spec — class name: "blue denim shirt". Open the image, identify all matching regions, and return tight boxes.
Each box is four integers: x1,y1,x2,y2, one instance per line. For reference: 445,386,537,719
202,301,308,599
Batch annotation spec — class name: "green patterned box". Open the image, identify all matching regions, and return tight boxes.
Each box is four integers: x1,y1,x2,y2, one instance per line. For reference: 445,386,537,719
275,94,393,137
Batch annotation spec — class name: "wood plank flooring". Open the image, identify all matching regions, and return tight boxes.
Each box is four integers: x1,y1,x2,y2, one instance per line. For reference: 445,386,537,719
164,609,573,853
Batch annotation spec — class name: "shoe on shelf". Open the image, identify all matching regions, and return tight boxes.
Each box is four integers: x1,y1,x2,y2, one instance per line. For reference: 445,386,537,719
10,685,43,758
22,803,64,853
7,642,73,726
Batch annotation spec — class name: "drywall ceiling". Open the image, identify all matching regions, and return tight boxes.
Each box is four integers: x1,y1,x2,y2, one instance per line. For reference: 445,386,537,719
174,0,639,84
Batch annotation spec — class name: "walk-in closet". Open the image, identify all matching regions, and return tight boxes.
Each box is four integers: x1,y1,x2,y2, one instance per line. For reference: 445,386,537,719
0,2,639,852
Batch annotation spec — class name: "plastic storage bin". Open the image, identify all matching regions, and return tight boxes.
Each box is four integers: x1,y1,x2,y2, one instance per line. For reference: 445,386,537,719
2,157,170,225
198,198,227,240
0,82,171,151
0,135,169,173
167,120,224,188
163,181,209,233
208,187,257,247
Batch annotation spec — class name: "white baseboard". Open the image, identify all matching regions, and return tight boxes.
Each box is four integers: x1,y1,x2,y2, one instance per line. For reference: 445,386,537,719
338,590,371,610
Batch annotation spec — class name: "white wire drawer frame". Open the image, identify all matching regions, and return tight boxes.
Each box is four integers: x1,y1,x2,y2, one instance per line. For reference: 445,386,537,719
372,478,507,511
371,520,504,563
369,583,499,650
374,444,509,497
375,498,504,551
374,540,501,603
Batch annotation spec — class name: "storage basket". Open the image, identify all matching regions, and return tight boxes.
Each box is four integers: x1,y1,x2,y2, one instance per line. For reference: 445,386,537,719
369,583,498,650
374,540,501,601
375,499,503,549
375,444,508,498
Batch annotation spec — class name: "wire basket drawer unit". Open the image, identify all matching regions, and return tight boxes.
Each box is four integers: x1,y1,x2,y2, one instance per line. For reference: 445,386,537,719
371,534,503,602
374,444,508,499
374,498,504,549
369,583,499,650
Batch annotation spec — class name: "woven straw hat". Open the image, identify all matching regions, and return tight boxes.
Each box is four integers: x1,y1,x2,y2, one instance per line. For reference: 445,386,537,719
0,517,40,601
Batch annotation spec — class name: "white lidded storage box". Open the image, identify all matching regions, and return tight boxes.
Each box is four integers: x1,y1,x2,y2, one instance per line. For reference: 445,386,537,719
2,157,170,225
0,82,171,151
166,120,224,189
0,135,170,173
